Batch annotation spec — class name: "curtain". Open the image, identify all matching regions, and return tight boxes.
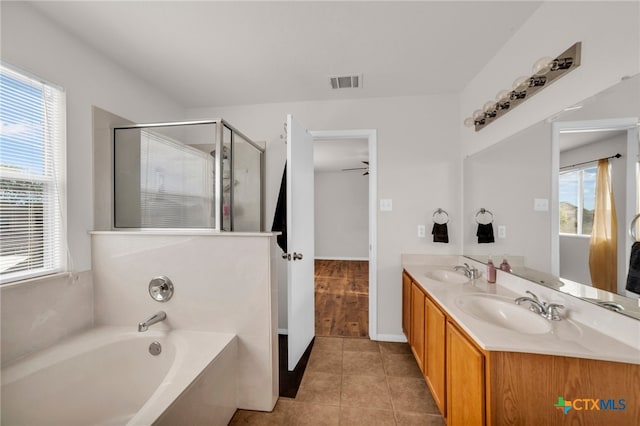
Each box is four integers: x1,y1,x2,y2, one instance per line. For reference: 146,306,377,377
589,159,618,292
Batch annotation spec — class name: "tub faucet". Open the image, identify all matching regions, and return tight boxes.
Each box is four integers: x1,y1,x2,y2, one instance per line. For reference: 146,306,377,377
138,311,167,332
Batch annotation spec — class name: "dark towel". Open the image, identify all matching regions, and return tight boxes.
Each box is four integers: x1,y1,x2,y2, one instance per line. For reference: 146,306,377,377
271,164,287,253
432,223,449,243
477,223,495,244
626,241,640,294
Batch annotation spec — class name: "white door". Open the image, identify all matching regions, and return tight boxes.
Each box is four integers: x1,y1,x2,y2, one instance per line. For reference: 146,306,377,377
286,114,315,370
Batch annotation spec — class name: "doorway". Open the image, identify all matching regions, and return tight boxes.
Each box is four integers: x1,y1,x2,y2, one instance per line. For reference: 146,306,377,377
310,129,377,338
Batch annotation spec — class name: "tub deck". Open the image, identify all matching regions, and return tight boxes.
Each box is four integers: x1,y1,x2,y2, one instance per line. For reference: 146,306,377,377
1,326,237,426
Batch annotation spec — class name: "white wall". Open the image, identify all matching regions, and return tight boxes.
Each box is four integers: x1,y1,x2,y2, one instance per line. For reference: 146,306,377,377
188,94,461,337
91,232,278,411
460,1,640,157
314,171,369,259
1,2,185,271
1,271,93,365
559,134,628,293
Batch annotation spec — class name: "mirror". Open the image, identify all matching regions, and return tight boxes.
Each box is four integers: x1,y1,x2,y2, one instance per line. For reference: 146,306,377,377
463,74,640,320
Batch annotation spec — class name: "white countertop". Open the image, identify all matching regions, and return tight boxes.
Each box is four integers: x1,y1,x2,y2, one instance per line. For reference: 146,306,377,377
403,262,640,365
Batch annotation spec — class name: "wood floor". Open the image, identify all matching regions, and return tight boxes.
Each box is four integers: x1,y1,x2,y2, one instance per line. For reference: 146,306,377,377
315,259,369,338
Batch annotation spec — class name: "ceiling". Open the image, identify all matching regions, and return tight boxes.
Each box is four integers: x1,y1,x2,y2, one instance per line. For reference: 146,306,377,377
29,1,542,109
559,129,627,153
314,139,368,172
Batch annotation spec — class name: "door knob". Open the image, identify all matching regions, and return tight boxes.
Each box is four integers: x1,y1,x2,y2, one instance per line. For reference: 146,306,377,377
293,252,303,260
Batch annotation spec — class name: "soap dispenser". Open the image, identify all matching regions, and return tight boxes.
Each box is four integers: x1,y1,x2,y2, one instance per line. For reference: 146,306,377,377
486,256,496,284
500,256,511,272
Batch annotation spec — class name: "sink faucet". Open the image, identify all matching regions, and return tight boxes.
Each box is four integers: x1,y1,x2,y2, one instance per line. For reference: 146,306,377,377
454,263,480,279
138,311,167,332
596,301,624,312
515,291,564,321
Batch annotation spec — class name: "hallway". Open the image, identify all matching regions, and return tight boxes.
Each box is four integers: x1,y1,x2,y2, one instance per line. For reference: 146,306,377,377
315,260,369,337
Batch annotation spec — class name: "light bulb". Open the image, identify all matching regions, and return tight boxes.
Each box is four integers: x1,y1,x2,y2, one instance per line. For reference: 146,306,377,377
472,109,484,120
512,75,529,91
483,101,496,113
463,117,474,127
495,90,511,102
532,56,553,75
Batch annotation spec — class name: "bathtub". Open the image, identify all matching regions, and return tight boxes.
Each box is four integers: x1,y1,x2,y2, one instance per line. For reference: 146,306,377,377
1,326,238,426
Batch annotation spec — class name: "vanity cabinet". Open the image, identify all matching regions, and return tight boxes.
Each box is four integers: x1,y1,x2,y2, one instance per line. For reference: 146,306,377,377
446,321,485,426
402,271,488,424
402,272,411,337
410,281,426,372
403,272,447,416
401,269,640,425
425,296,446,415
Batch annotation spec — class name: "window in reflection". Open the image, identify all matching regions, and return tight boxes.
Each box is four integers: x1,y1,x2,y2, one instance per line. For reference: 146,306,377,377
559,166,597,235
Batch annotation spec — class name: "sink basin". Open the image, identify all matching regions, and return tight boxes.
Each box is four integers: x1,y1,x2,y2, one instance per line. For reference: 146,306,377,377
455,294,552,334
424,269,470,284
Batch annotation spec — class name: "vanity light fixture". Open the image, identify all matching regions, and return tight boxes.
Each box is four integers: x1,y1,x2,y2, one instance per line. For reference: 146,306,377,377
464,42,582,131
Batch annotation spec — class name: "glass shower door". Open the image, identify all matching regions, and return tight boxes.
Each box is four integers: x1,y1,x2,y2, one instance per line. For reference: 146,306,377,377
232,132,263,232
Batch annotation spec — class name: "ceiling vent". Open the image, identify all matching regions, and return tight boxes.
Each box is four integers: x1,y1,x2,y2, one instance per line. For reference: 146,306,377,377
329,74,362,90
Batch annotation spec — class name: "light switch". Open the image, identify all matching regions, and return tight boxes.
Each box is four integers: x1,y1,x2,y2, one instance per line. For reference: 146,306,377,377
418,225,426,238
534,198,549,211
379,199,393,211
498,225,506,239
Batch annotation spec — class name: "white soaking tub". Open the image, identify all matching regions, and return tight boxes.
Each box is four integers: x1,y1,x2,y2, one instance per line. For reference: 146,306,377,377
1,326,238,426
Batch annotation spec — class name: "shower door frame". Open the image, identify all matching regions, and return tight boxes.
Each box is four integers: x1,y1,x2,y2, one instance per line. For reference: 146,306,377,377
112,118,265,232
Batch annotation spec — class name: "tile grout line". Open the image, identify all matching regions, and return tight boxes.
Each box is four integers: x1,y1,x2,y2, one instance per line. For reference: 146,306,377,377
380,341,401,426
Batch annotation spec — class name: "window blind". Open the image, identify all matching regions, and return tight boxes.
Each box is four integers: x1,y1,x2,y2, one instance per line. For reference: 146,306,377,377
0,64,66,283
139,130,213,228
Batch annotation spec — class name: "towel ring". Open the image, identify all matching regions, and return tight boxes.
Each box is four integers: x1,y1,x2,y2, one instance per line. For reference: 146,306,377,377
475,208,494,225
432,208,449,224
631,213,640,240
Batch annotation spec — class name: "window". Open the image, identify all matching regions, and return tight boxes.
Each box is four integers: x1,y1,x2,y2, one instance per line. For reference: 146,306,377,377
0,64,66,283
559,166,597,235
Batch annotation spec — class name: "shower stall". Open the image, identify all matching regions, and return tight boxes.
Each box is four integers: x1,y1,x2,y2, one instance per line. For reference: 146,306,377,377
113,119,264,232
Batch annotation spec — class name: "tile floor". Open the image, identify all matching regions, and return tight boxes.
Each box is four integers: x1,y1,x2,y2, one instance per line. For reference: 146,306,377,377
230,337,445,425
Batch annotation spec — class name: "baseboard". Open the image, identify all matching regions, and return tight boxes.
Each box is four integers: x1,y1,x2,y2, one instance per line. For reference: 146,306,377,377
279,330,406,343
314,256,369,261
372,333,407,343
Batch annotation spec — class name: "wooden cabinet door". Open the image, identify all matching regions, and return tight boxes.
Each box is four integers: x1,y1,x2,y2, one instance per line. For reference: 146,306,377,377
425,297,446,416
402,272,411,340
410,283,426,372
447,322,485,426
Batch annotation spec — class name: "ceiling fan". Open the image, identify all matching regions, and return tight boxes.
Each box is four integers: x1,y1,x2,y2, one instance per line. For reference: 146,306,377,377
342,161,369,175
